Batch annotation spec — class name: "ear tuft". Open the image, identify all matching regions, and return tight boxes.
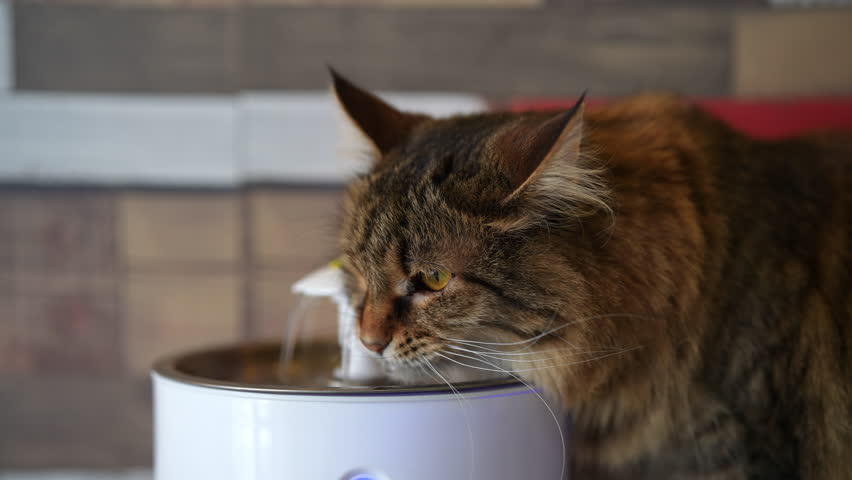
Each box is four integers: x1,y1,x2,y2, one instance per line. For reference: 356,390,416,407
494,93,610,231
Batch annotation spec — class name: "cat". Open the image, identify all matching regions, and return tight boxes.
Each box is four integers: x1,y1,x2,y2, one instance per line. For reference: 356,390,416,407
330,69,852,480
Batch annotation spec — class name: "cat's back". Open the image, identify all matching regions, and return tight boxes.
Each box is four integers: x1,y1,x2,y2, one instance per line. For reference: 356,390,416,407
586,93,852,216
588,93,852,479
586,91,852,371
586,92,852,172
583,93,738,174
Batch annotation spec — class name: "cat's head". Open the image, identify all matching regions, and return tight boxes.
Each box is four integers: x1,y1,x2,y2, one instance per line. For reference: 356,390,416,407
332,71,615,393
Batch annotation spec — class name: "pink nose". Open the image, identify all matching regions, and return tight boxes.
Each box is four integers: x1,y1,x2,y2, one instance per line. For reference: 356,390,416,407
360,336,389,354
359,293,393,354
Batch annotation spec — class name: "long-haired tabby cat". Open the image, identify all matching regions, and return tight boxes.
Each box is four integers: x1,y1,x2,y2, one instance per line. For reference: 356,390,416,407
330,70,851,480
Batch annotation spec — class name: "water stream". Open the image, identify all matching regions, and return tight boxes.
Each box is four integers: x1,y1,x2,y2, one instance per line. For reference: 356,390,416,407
277,263,388,388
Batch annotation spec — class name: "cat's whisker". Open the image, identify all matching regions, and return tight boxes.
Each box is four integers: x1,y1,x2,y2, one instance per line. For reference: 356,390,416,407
441,346,643,373
416,363,442,385
496,349,636,365
440,340,521,354
437,313,559,353
445,343,629,363
441,313,648,348
509,314,559,353
445,341,623,357
434,351,567,480
433,352,514,374
424,358,477,480
442,322,571,347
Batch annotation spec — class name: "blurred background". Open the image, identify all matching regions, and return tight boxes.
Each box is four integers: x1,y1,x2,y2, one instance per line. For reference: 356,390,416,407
0,0,851,477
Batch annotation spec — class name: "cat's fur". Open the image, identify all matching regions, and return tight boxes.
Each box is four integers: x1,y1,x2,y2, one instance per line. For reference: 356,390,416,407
332,70,852,479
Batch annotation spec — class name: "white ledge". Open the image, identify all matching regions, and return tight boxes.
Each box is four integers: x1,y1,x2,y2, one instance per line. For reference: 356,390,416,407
0,93,238,185
0,91,487,186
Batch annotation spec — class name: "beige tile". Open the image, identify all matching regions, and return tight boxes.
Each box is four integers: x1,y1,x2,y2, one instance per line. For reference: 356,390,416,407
0,272,11,296
13,191,117,273
11,273,120,376
249,189,343,265
0,306,17,374
246,0,539,5
735,10,852,96
124,272,243,374
36,0,236,4
0,274,19,375
250,265,338,340
120,192,241,266
0,192,15,271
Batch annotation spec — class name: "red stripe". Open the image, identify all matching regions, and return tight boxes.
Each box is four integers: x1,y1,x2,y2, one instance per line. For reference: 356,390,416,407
506,97,852,140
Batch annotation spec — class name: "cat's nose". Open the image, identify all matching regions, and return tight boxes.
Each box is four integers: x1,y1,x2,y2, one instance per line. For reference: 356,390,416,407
360,335,389,354
360,294,393,354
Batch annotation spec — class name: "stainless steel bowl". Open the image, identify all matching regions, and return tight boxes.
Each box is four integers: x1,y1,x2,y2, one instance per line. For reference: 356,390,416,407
153,340,519,395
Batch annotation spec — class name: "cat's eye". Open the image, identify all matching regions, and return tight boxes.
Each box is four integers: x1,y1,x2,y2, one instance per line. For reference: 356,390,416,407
419,269,452,291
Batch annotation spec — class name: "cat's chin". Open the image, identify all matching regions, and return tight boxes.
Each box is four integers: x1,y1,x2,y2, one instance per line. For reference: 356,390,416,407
384,358,507,387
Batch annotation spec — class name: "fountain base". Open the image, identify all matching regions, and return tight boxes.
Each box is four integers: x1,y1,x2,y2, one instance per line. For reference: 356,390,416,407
152,340,568,480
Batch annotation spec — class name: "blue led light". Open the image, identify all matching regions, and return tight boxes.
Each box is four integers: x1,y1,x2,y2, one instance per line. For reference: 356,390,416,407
342,468,388,480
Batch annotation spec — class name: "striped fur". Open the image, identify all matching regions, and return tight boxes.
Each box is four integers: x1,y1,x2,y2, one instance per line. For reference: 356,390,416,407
333,74,852,479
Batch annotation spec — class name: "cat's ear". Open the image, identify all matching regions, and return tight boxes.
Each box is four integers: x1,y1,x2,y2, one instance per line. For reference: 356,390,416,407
496,94,609,229
330,68,429,157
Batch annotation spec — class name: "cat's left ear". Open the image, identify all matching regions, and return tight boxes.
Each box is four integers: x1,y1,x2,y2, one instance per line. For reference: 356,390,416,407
496,94,609,229
330,68,430,159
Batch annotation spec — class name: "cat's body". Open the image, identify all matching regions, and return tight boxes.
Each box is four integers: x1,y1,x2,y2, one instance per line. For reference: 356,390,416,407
567,96,852,479
330,72,852,480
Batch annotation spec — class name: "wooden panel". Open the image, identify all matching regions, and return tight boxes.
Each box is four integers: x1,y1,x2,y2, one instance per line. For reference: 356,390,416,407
734,9,852,96
119,191,242,267
549,0,765,5
11,190,117,273
13,3,731,96
240,7,731,97
0,377,152,468
0,273,18,375
124,272,243,374
0,191,15,271
37,0,237,4
13,1,239,92
248,188,343,266
13,272,121,375
249,0,539,5
0,189,120,376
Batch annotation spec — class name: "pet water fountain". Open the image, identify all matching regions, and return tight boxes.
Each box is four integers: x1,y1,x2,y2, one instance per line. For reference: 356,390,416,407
152,262,568,479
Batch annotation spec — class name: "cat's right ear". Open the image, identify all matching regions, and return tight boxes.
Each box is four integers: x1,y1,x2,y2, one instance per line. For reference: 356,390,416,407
330,68,429,159
492,95,610,231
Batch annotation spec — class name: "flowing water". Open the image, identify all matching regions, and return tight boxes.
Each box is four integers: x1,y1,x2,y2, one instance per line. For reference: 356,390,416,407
277,263,399,387
277,294,345,387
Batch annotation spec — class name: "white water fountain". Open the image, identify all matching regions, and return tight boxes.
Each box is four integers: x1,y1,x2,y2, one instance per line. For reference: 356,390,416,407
151,262,568,479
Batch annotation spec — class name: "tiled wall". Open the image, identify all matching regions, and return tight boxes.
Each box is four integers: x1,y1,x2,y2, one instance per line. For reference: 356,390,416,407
0,187,341,467
3,0,852,471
